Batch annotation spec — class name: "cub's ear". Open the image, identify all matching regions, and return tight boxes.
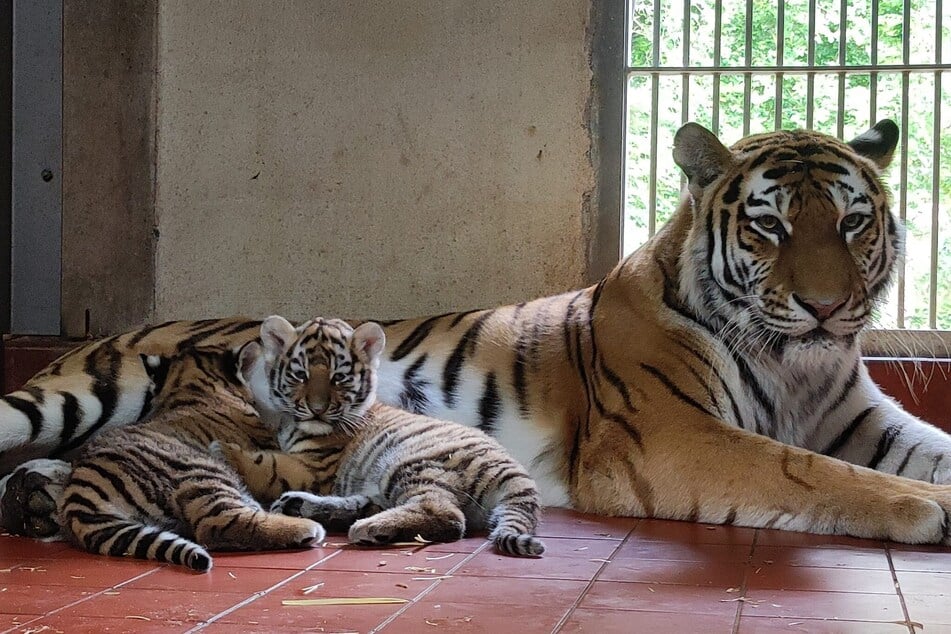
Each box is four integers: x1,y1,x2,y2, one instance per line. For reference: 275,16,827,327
673,122,735,201
847,119,899,170
260,315,297,355
236,341,263,385
352,321,386,364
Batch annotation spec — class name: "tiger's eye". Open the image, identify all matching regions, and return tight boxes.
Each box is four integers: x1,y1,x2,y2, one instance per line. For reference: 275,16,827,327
841,213,865,231
754,215,780,231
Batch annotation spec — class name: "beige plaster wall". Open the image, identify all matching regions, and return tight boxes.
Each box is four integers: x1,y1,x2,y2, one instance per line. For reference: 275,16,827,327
152,1,595,322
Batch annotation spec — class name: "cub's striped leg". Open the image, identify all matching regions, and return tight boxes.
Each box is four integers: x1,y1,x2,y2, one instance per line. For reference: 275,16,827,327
575,405,951,545
272,492,381,533
59,462,217,571
0,458,71,539
347,493,466,546
175,482,326,553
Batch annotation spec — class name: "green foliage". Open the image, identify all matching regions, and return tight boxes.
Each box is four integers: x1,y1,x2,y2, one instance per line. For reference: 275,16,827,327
624,0,951,330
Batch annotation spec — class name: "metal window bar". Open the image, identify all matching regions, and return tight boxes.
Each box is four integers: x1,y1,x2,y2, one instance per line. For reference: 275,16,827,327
622,0,951,352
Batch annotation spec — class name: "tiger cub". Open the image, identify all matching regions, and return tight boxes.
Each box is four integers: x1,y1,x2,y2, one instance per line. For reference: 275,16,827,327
213,315,545,557
57,346,325,572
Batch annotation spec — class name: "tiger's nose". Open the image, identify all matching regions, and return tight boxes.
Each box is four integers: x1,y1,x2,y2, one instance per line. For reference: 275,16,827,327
794,294,849,321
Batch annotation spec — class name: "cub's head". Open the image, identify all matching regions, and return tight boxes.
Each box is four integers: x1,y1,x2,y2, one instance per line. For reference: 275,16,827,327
237,315,386,434
672,120,901,355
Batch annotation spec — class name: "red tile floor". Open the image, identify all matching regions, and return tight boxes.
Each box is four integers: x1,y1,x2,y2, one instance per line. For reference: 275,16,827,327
1,509,949,633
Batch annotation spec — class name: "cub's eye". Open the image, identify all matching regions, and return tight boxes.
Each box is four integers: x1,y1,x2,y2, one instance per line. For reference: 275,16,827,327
286,368,308,384
753,215,781,231
841,213,866,232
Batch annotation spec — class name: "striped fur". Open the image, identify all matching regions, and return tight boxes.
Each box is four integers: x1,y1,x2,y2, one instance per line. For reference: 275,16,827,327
57,347,324,571
4,120,951,547
214,316,544,557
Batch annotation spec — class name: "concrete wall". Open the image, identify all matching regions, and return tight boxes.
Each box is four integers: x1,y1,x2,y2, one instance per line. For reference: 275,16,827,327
62,0,156,336
151,1,595,322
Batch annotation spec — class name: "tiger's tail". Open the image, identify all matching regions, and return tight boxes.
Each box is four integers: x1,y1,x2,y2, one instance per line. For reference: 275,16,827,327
63,511,212,572
486,474,545,557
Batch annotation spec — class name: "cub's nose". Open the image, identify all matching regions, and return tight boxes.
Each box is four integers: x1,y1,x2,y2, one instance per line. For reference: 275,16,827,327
793,294,848,321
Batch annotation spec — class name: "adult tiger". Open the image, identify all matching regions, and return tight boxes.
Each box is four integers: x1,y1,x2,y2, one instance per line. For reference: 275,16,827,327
3,121,951,544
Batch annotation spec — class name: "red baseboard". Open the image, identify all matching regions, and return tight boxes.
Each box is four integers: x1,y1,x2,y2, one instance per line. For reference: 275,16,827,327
866,358,951,433
2,337,950,433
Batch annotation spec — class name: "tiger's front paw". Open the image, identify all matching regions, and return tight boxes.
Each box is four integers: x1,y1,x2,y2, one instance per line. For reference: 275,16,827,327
0,459,71,540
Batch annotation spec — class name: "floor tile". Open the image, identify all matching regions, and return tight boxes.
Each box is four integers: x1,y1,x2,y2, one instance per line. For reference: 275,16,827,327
598,556,747,587
633,519,758,545
8,614,193,633
616,538,753,562
208,544,340,569
558,607,737,633
382,600,567,634
525,536,620,560
417,536,491,554
737,617,910,633
454,551,607,581
903,594,951,625
316,545,471,575
0,584,95,616
533,508,638,540
578,580,740,616
890,548,951,573
754,530,885,550
122,564,300,593
213,589,403,630
739,588,905,620
54,588,250,623
895,571,951,596
0,557,160,588
270,569,436,603
208,568,434,630
421,574,587,607
752,544,890,570
0,536,71,559
746,564,898,593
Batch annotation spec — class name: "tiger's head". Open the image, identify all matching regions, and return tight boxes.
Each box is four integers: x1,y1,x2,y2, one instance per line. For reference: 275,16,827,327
237,315,386,434
672,120,901,357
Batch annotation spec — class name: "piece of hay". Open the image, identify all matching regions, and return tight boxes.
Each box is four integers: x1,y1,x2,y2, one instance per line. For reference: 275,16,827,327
282,598,408,606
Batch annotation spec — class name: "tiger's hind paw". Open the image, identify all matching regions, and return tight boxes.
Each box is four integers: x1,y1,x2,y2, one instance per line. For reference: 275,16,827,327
0,458,71,540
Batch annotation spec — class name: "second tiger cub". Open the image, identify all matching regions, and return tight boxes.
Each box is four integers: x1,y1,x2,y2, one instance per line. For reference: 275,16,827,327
214,316,545,557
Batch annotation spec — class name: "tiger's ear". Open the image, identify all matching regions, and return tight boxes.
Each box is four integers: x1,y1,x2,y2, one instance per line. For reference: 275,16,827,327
352,321,386,365
673,123,735,201
260,315,297,355
847,119,899,170
236,341,263,385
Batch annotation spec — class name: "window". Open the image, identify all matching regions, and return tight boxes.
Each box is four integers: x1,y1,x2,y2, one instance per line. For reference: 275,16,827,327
621,0,950,353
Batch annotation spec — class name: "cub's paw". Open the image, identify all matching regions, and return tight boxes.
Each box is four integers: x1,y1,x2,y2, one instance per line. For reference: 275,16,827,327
208,440,242,465
271,491,321,518
275,516,326,549
0,458,71,540
348,516,398,546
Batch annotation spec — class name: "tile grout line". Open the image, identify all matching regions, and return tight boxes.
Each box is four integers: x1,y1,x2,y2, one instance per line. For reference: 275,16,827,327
0,564,165,634
730,529,759,634
369,540,492,633
884,543,918,634
547,519,640,634
184,548,345,633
